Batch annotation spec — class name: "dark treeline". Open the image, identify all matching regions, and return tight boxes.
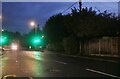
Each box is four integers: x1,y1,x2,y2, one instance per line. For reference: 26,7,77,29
43,7,120,54
2,25,45,50
2,7,120,53
1,27,43,49
1,30,23,45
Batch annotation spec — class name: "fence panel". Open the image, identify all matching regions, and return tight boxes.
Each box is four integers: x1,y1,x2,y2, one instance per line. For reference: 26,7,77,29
83,37,120,57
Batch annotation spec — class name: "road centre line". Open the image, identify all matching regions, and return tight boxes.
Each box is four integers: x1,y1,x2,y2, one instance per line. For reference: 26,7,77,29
86,68,120,79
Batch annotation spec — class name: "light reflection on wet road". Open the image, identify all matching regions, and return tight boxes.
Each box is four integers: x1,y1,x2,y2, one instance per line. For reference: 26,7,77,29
1,51,68,77
1,50,119,78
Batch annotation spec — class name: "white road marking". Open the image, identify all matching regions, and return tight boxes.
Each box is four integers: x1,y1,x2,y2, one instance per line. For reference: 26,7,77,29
54,60,67,65
86,68,120,79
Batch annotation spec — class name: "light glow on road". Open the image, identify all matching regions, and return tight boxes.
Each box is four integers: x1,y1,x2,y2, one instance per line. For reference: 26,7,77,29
34,51,43,60
24,51,43,61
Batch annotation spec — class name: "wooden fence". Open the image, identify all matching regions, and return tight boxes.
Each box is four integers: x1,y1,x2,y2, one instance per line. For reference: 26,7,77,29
82,37,120,57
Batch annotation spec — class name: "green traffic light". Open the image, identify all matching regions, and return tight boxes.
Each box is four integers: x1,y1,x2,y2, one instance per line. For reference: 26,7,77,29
0,36,7,45
34,39,40,43
29,35,45,47
31,36,41,45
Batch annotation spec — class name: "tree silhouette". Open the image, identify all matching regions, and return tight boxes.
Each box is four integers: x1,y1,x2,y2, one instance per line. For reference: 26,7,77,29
44,7,119,54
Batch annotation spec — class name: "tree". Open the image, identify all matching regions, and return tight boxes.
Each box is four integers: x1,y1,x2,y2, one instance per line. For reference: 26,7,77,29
43,7,119,54
44,13,69,44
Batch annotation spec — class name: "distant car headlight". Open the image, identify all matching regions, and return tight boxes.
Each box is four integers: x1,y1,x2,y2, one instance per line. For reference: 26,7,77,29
11,44,18,50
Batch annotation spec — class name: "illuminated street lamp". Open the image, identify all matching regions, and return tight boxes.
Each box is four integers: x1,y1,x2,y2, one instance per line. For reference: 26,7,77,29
2,29,4,32
30,21,35,27
30,21,37,35
30,21,40,49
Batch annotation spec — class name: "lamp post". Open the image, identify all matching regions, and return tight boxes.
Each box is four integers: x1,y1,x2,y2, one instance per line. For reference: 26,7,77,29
30,21,36,49
30,21,37,35
30,21,40,50
2,29,4,32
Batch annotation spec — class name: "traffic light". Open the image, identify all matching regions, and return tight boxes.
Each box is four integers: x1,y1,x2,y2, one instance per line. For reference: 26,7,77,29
0,36,7,45
32,36,41,45
29,35,45,49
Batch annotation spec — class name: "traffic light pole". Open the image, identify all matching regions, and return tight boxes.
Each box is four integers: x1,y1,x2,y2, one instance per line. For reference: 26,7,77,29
34,25,37,50
79,0,82,12
34,24,39,50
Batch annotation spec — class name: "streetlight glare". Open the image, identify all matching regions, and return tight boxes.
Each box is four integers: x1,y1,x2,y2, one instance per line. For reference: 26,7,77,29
2,29,4,32
30,21,35,27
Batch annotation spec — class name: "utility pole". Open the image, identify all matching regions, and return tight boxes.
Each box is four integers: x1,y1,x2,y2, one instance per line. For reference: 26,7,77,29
118,2,120,56
118,1,120,19
35,24,40,36
79,0,82,12
37,24,39,33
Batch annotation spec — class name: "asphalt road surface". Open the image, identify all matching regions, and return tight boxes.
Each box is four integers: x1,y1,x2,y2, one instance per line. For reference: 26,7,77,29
0,50,120,78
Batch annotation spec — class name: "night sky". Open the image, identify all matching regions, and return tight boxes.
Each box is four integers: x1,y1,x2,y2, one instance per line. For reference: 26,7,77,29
2,2,118,34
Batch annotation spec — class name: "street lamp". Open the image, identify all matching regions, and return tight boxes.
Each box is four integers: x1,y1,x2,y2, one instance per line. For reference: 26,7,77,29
30,21,37,35
30,21,35,27
2,29,4,32
30,21,41,49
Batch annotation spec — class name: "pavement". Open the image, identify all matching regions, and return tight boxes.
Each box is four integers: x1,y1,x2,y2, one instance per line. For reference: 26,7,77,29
0,50,120,78
59,53,120,64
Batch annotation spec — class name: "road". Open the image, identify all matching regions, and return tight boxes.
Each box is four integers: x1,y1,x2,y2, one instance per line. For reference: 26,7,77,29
0,50,120,78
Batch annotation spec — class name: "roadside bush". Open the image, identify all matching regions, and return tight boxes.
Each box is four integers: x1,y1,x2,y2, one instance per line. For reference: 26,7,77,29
63,36,80,55
47,42,64,52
